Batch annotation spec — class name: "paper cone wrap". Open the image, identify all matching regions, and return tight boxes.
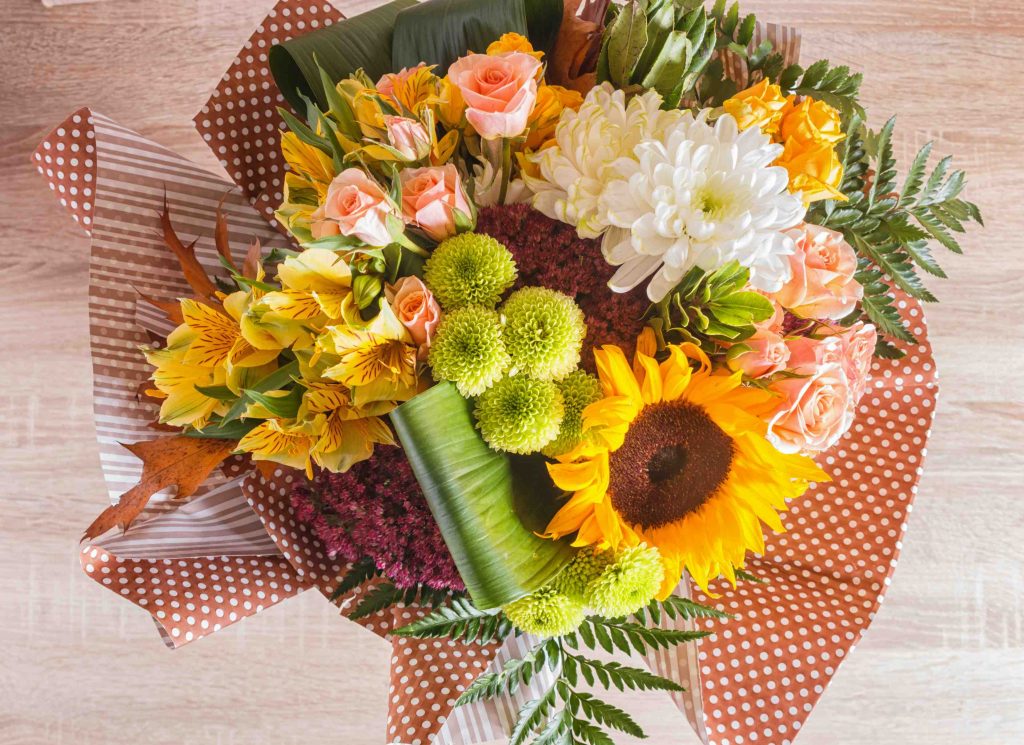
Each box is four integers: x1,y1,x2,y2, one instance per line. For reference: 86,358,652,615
33,2,938,743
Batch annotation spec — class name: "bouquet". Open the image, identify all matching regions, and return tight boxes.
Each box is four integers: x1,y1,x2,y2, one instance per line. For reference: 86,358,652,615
37,0,980,742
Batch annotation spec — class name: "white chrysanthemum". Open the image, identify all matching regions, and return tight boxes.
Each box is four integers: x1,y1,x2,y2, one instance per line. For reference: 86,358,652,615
526,83,682,239
599,112,806,302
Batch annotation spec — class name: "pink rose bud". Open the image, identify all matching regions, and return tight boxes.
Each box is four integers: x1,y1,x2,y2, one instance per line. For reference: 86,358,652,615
387,276,441,358
399,165,471,242
321,168,396,247
774,223,863,320
767,364,855,454
835,321,877,405
384,116,431,161
447,52,542,139
728,329,791,379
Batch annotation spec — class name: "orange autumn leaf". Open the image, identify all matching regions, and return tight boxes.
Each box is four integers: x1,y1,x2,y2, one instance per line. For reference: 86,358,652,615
159,195,219,302
242,239,263,280
547,0,610,94
135,285,184,325
82,436,236,541
214,195,238,273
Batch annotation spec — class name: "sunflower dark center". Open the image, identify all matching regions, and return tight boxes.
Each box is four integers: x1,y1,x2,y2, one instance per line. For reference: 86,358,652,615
608,401,735,530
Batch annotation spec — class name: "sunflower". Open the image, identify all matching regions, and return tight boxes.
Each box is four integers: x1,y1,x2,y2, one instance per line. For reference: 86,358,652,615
543,333,829,598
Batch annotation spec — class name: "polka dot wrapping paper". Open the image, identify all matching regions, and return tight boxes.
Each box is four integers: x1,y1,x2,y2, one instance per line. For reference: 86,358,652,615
32,1,940,744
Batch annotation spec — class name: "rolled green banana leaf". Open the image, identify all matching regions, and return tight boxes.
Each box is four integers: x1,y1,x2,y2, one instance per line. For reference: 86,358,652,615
270,0,562,112
391,382,574,610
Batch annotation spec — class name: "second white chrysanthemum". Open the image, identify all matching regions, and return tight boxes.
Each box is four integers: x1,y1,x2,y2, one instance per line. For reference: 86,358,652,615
599,111,806,302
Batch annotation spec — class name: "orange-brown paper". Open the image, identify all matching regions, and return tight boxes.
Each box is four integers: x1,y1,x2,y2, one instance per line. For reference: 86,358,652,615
35,2,938,743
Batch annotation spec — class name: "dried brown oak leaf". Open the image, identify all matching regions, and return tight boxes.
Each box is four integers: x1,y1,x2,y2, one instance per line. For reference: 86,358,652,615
82,436,236,541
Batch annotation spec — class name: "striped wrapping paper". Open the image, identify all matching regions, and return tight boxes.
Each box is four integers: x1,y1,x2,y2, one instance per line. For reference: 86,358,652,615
33,2,938,744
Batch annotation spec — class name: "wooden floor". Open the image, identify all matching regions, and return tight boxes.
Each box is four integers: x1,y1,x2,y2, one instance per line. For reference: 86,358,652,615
1,1,1022,743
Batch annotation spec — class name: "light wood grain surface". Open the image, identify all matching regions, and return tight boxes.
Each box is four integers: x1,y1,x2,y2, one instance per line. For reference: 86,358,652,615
1,1,1022,743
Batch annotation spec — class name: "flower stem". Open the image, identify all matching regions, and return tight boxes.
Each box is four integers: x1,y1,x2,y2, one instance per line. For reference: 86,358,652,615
497,138,513,205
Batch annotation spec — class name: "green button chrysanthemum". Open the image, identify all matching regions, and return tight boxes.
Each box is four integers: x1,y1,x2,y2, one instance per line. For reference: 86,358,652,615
542,370,604,457
555,547,613,602
423,232,517,310
475,375,564,455
428,307,510,397
502,585,585,639
501,287,586,381
584,544,664,619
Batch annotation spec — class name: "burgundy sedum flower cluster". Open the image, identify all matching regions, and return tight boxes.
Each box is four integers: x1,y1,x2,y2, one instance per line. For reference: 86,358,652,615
477,204,650,370
291,446,464,591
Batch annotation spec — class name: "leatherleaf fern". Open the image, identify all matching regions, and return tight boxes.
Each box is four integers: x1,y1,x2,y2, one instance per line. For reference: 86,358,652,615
809,115,983,357
393,594,731,744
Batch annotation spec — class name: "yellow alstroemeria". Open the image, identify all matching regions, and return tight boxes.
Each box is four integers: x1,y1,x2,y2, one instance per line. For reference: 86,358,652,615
300,379,397,472
242,249,356,360
280,131,336,199
388,64,442,116
236,417,322,477
432,76,466,130
338,78,388,140
144,324,227,428
319,301,418,405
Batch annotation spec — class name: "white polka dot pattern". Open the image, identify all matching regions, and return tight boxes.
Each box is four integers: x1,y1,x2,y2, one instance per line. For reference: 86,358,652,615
193,0,344,229
33,106,97,235
80,548,306,649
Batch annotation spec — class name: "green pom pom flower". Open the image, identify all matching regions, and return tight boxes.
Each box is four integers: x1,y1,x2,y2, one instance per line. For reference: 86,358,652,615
555,547,613,602
542,371,604,457
503,585,585,638
475,375,564,454
428,307,510,397
584,545,665,618
501,287,586,381
423,233,517,310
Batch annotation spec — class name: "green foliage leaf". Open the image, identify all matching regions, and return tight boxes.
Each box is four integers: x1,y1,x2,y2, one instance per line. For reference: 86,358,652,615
329,558,381,603
390,383,575,610
391,596,515,644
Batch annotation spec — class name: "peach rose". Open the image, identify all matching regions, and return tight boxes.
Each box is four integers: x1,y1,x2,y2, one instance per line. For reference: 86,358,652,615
399,165,471,242
836,321,877,403
321,168,396,247
767,363,854,454
310,204,341,240
775,223,863,320
447,52,542,139
384,116,431,161
387,276,441,358
729,329,791,379
785,334,844,375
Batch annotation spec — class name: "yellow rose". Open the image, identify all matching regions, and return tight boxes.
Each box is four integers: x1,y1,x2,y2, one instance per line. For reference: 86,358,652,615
776,138,846,204
779,97,845,147
487,32,543,60
525,84,583,150
723,79,791,135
